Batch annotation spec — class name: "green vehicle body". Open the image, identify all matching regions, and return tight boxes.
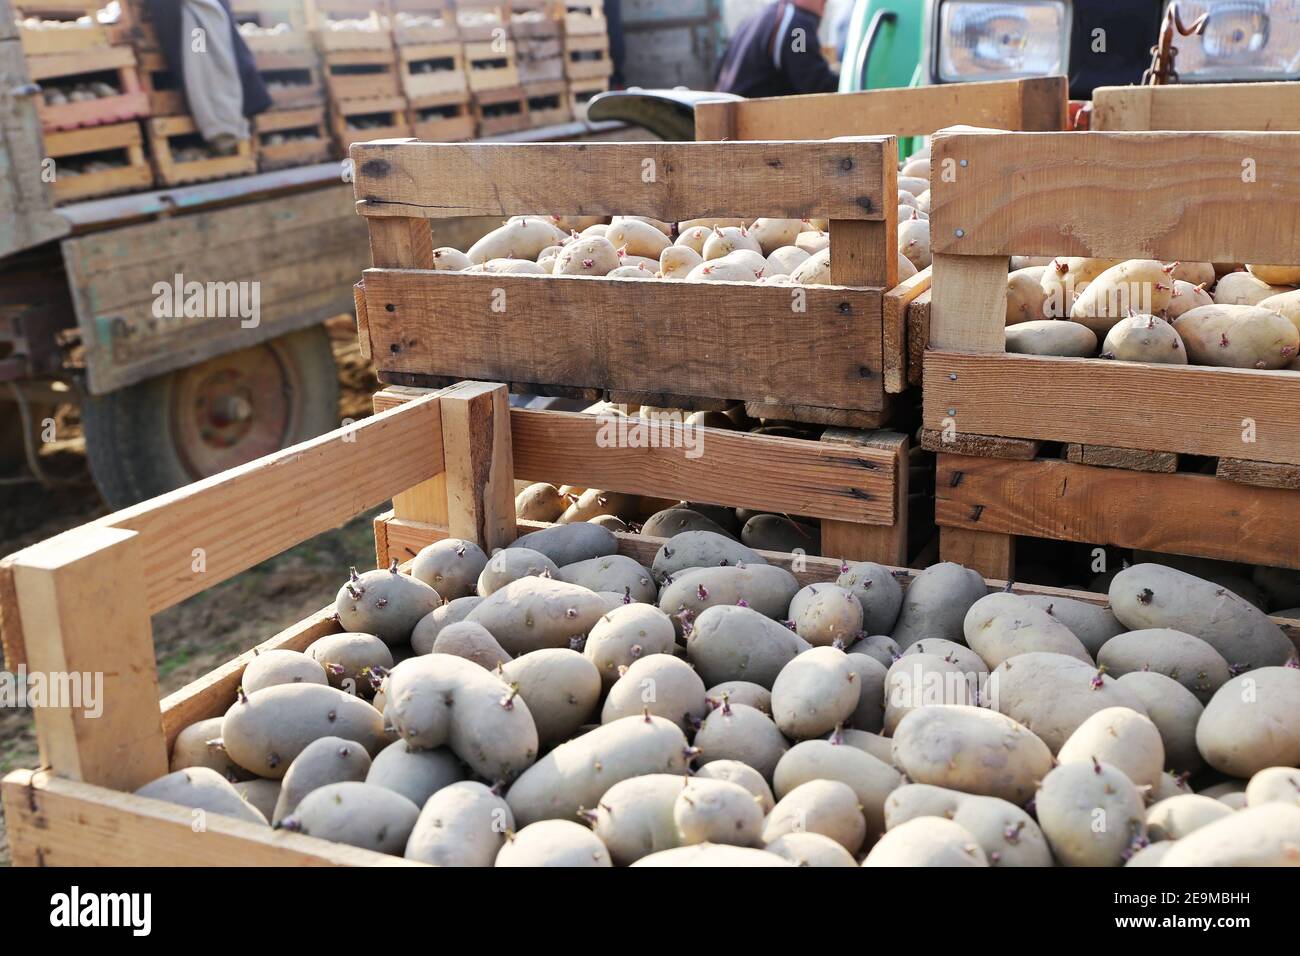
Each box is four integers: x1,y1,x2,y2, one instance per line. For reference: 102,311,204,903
839,0,930,155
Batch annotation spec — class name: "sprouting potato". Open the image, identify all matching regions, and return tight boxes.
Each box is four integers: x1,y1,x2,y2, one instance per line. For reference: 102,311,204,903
1070,260,1175,334
1101,314,1187,364
1173,304,1299,369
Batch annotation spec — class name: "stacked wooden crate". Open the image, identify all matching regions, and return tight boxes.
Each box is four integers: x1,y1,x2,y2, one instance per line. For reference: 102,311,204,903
307,0,411,150
561,0,608,120
391,0,473,142
457,0,526,135
513,3,568,128
19,1,152,201
231,2,330,171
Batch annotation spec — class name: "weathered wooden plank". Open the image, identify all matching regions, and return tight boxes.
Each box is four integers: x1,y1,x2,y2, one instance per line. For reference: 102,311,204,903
1066,443,1178,473
362,269,884,413
0,34,70,256
905,286,930,388
1093,82,1300,133
696,76,1067,141
882,266,929,393
931,130,1300,263
936,453,1300,571
924,351,1300,465
2,771,420,866
920,428,1040,460
350,139,892,221
1216,457,1300,491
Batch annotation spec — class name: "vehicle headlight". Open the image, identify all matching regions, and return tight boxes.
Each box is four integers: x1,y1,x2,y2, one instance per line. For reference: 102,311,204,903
1170,1,1300,80
936,1,1069,82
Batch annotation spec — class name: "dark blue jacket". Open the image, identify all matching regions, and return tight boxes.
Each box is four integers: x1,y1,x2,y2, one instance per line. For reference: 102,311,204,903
715,1,839,97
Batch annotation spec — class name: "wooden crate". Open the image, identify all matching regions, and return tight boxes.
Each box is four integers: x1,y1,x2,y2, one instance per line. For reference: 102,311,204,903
922,127,1300,579
523,79,569,127
513,18,563,85
30,45,149,131
567,75,605,121
44,121,153,203
470,84,528,134
254,106,332,170
2,380,1294,865
135,49,184,117
241,26,316,54
18,19,107,57
563,30,609,81
464,39,520,91
696,77,1069,396
397,40,467,98
562,0,605,36
454,0,509,42
408,91,476,141
307,0,393,50
390,0,458,44
323,47,400,100
331,94,411,151
348,137,901,429
230,0,308,29
146,114,256,185
257,49,327,109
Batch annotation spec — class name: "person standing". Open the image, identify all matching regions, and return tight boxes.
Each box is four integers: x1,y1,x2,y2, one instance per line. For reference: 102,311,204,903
715,0,839,97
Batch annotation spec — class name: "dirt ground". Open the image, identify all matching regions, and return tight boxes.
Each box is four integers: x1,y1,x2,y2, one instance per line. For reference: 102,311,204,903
0,316,380,864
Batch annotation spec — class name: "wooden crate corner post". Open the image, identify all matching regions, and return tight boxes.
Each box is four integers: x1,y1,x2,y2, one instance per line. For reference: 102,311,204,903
8,525,169,792
439,381,515,553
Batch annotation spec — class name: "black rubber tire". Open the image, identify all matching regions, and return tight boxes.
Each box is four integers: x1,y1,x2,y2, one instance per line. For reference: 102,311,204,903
83,326,340,508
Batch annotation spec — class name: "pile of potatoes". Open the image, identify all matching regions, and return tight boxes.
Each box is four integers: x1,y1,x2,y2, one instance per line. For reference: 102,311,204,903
145,516,1300,866
1003,257,1300,370
423,140,942,285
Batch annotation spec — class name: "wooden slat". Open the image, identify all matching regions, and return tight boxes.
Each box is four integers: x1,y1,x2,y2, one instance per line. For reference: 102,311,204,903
0,34,70,256
350,139,891,221
510,408,896,524
1093,82,1300,133
2,771,420,867
819,429,908,564
882,266,930,393
1066,444,1178,473
939,526,1014,581
905,287,930,388
927,254,1006,352
11,527,168,791
440,382,516,552
1216,458,1300,491
931,130,1300,263
373,386,449,532
936,453,1300,572
696,77,1068,141
362,269,884,413
924,351,1300,465
920,428,1040,460
0,393,443,672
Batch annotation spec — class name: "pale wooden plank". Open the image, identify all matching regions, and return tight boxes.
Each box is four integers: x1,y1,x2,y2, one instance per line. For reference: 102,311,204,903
696,76,1067,141
927,253,1006,351
936,453,1300,572
11,527,168,791
367,216,434,269
1093,82,1300,133
883,266,930,393
2,771,420,867
931,130,1300,263
905,287,930,388
439,382,516,552
374,386,450,529
924,352,1300,465
940,527,1015,581
351,139,891,221
362,270,885,414
819,429,908,565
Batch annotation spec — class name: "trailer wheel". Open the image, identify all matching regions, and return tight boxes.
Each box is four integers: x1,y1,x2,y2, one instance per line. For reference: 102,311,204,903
83,326,340,508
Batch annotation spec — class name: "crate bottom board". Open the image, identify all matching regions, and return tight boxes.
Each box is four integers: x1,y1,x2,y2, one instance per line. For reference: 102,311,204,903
51,164,154,203
934,452,1300,574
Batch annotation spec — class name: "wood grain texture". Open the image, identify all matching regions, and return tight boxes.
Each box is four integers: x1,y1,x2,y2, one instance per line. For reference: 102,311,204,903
1066,444,1178,473
905,287,930,388
936,453,1300,571
0,392,443,671
927,254,1005,352
440,382,516,551
883,266,930,393
1093,82,1300,132
695,76,1067,141
2,771,420,867
510,407,897,524
11,527,168,791
1216,458,1300,490
362,269,885,413
931,130,1300,263
920,428,1040,460
819,429,908,564
939,526,1014,581
0,34,70,256
350,139,892,221
924,351,1300,465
